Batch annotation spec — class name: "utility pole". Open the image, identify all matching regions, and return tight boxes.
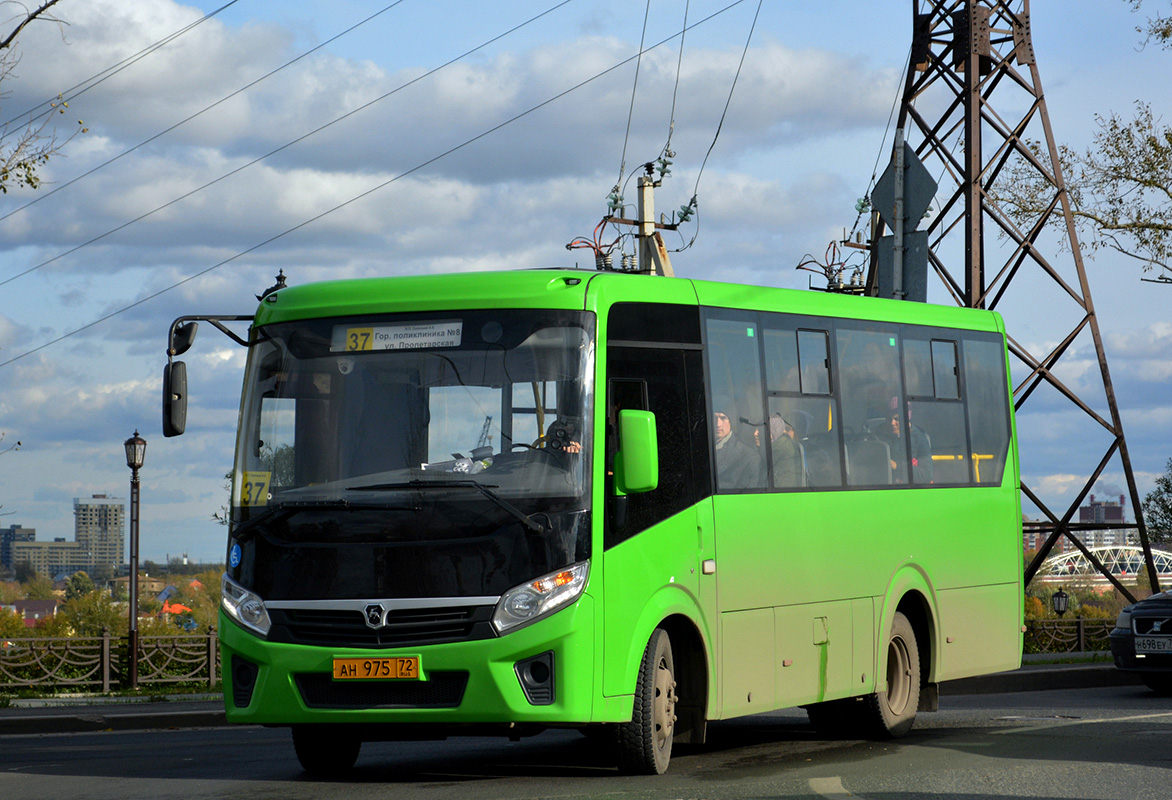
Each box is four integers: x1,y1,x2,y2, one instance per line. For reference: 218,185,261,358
869,0,1158,596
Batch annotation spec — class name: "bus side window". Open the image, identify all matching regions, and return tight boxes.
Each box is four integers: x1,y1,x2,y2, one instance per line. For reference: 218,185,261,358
762,322,842,489
903,337,965,485
836,323,907,486
962,336,1011,485
704,313,766,492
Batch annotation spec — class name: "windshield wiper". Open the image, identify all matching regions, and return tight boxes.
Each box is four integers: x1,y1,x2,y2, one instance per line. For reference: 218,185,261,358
232,498,420,541
349,480,545,534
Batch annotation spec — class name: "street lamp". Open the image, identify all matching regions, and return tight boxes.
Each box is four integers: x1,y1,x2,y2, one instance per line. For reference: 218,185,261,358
124,430,146,689
1052,586,1069,618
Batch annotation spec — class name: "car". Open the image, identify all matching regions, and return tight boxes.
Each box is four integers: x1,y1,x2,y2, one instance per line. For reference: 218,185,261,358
1110,590,1172,695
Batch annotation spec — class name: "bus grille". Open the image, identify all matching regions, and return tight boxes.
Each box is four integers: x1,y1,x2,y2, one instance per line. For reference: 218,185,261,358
268,605,495,648
295,671,469,709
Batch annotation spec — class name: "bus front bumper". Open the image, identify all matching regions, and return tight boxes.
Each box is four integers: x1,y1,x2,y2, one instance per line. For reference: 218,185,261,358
218,595,597,729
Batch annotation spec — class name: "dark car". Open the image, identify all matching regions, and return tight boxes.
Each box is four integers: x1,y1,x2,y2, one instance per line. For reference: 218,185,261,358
1110,590,1172,694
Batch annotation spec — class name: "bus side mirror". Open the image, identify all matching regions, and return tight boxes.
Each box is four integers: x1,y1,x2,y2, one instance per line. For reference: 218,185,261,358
170,321,199,356
163,361,188,438
614,409,658,494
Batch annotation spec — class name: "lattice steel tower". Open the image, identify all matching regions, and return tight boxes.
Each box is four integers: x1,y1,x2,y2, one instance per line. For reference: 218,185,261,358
869,0,1159,596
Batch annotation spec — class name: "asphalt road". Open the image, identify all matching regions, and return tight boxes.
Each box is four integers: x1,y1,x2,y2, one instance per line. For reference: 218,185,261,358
2,681,1170,800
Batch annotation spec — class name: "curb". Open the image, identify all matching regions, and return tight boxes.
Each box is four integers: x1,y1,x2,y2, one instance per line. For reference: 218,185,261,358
0,664,1143,736
941,663,1142,695
0,706,228,737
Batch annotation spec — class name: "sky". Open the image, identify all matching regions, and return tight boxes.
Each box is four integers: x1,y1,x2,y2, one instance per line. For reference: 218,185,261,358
0,0,1169,565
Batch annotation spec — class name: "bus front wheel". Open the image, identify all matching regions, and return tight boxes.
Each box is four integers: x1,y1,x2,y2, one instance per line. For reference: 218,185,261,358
292,725,361,776
864,611,920,738
616,628,677,774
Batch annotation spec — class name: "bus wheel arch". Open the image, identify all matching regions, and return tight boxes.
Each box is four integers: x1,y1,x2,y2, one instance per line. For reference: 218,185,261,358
616,627,676,774
894,591,938,713
614,615,708,774
864,609,921,738
657,614,708,746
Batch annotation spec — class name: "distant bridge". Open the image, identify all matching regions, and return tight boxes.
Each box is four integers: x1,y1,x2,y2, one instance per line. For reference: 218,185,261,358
1038,546,1172,585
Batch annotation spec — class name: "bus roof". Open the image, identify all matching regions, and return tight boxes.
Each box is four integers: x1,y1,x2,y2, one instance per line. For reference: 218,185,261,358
253,269,1005,335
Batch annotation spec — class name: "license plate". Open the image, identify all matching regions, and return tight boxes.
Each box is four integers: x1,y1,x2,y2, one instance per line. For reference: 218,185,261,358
1135,637,1172,654
332,656,420,680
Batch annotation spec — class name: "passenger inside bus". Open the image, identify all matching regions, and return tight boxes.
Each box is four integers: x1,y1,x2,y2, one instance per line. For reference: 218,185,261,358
713,409,762,489
765,413,803,488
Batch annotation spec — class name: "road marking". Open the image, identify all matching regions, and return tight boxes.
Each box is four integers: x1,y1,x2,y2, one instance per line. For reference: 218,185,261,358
992,711,1172,735
810,776,870,798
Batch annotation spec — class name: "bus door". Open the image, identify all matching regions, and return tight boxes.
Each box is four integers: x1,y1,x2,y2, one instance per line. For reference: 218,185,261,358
601,342,717,714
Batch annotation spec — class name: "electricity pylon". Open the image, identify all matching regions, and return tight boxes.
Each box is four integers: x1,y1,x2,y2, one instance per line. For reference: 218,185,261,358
870,0,1159,597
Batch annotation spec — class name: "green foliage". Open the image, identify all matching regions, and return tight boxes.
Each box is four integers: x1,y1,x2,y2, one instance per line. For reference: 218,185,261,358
0,606,26,637
31,612,70,637
13,561,35,584
0,580,21,604
64,571,95,601
1130,1,1172,47
1143,458,1172,544
21,574,53,600
170,570,222,631
994,4,1172,281
60,590,124,637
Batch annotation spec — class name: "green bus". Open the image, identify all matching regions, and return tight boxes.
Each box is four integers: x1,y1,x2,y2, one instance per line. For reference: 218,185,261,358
164,268,1022,775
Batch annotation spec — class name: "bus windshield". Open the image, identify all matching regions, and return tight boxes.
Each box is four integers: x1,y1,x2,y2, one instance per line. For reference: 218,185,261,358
229,309,594,597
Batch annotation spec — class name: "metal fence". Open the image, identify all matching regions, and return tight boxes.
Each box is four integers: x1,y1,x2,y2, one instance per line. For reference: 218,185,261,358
0,628,219,692
1023,618,1114,655
0,620,1113,693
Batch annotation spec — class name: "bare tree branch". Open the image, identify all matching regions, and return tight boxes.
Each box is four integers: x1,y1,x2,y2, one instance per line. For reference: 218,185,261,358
0,1,65,52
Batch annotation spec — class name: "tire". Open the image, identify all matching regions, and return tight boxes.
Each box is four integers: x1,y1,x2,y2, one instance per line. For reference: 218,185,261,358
616,628,677,774
863,611,920,738
1141,672,1172,696
292,725,361,776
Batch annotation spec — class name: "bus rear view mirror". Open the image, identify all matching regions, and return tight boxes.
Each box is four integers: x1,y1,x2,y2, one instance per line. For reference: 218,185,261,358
615,409,658,494
163,360,188,437
170,321,199,356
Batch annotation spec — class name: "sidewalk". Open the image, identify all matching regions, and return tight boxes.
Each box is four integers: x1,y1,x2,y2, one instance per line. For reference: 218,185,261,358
0,661,1141,737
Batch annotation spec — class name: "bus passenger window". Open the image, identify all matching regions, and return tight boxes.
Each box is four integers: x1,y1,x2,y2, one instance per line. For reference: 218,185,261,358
704,313,766,492
762,321,842,489
963,336,1011,485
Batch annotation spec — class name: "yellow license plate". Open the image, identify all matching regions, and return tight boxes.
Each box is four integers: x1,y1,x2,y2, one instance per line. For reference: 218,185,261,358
332,657,420,680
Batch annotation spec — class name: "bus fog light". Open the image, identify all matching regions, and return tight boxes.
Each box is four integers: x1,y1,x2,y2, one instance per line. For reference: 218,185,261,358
221,573,272,636
493,562,588,634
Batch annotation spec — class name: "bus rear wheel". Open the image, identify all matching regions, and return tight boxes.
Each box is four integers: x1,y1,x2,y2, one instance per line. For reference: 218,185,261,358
616,628,677,774
863,611,920,738
292,725,361,776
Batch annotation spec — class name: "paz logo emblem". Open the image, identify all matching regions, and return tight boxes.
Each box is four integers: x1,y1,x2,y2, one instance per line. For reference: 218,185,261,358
364,604,386,629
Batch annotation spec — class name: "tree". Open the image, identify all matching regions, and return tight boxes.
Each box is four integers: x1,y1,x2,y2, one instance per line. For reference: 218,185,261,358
0,605,26,637
0,1,85,194
60,589,123,637
995,2,1172,282
1142,458,1172,544
63,570,95,600
13,559,34,584
21,572,53,599
1131,0,1172,46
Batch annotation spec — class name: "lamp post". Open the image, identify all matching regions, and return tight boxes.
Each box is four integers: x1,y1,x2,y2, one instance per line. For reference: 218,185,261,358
1052,586,1069,618
124,430,146,689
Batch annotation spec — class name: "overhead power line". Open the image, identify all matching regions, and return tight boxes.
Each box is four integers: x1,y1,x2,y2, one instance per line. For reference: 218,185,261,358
0,0,579,288
0,0,410,225
0,0,747,369
1,1,243,131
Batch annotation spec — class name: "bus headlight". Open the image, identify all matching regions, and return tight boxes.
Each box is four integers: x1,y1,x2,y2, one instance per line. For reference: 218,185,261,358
493,562,589,634
221,573,272,636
